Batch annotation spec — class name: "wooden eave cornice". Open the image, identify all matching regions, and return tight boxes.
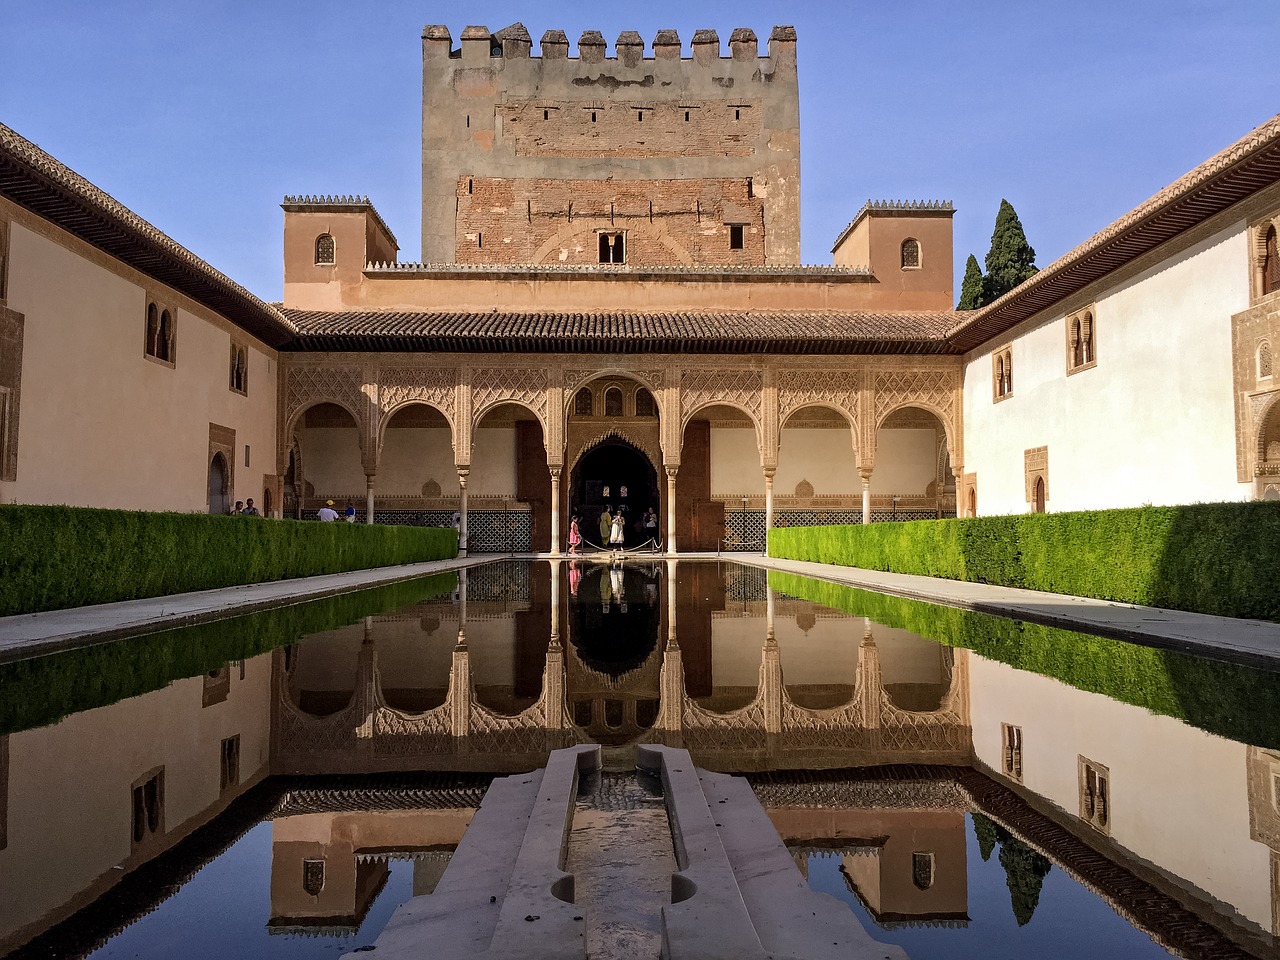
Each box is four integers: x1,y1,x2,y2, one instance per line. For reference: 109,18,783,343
0,123,295,348
947,112,1280,354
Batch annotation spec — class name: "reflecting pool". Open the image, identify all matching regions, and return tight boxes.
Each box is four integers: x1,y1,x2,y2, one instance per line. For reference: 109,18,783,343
0,560,1277,959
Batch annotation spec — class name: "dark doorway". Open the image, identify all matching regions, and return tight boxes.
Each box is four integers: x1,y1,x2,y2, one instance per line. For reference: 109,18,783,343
570,438,658,549
208,453,228,515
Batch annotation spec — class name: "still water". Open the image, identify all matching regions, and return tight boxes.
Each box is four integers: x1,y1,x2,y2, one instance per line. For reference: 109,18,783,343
0,560,1277,959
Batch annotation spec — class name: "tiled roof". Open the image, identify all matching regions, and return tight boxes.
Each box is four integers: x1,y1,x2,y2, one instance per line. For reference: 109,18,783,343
949,111,1280,352
0,123,296,347
282,308,960,355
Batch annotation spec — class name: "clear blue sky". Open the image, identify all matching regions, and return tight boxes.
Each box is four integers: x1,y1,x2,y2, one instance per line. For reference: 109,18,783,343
4,1,1278,302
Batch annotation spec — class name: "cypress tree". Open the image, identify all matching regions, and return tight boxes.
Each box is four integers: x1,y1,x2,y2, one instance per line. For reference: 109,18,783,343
982,199,1038,303
956,254,985,310
971,812,998,861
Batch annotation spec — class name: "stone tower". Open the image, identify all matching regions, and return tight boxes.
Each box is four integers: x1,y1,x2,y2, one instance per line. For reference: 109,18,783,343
421,24,800,266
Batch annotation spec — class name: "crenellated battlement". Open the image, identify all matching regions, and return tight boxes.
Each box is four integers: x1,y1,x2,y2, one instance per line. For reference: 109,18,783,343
421,23,796,66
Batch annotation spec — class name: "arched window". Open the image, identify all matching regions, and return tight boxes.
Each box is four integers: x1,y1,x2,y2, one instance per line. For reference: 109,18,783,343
635,388,657,417
315,233,335,265
1081,311,1093,364
901,238,921,269
1070,318,1084,368
158,310,174,362
1260,340,1273,379
230,344,248,393
1264,225,1279,296
604,387,623,417
1002,351,1013,395
145,302,160,357
573,387,593,416
1033,476,1046,514
911,852,935,891
967,487,976,518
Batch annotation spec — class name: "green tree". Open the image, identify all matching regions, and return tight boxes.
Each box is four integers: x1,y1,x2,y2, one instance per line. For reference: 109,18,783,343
982,199,1038,303
996,826,1052,926
971,812,998,861
956,254,985,310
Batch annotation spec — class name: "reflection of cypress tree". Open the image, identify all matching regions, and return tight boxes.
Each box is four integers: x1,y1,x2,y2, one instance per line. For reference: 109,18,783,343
971,813,998,861
996,829,1052,926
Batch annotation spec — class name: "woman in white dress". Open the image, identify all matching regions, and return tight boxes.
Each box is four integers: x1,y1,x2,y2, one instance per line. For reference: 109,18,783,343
610,512,625,547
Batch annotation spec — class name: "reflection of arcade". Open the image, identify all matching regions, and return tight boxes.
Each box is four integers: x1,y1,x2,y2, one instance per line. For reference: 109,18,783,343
273,561,971,772
570,438,659,549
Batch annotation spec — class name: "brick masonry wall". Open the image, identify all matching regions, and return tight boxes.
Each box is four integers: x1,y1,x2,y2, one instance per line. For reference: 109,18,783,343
455,176,765,266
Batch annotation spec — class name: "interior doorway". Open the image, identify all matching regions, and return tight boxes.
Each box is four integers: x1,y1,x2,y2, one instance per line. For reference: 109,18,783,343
208,453,229,515
569,438,658,548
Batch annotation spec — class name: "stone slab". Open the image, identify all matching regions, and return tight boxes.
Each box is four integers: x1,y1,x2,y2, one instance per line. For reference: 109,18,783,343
344,744,599,960
638,744,907,960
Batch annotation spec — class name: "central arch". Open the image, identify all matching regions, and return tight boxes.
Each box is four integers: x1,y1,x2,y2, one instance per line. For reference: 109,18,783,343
569,437,659,549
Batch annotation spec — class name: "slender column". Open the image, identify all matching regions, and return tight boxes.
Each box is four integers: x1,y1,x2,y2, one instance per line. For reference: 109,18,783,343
861,470,872,524
457,467,470,555
665,466,678,554
364,474,375,525
549,468,561,556
763,468,775,553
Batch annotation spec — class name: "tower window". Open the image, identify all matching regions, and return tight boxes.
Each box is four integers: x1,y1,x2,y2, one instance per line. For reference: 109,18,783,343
598,232,625,264
315,233,335,265
735,109,740,121
729,225,745,250
543,109,549,120
901,238,921,269
591,111,597,123
685,110,690,121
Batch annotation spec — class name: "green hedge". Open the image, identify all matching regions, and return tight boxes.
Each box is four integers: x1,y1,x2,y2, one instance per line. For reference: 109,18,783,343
0,572,458,735
768,570,1280,750
768,502,1280,621
0,505,458,617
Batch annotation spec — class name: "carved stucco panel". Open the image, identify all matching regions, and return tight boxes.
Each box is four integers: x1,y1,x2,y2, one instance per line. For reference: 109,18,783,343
285,365,368,432
680,367,763,425
470,366,549,431
777,368,860,427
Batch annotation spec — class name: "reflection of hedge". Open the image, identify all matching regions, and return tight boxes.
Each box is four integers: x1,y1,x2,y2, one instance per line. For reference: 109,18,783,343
769,570,1280,750
0,505,458,616
0,573,457,735
767,503,1280,621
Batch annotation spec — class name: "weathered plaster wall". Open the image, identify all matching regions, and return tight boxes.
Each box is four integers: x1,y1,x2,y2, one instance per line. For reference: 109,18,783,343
962,223,1251,514
422,27,800,266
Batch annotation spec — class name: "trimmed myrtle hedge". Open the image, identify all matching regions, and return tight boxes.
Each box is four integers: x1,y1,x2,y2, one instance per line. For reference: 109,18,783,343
0,505,458,617
768,570,1280,751
768,502,1280,622
0,572,458,735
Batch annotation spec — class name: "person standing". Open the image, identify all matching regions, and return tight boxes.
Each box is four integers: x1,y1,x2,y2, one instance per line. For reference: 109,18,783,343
344,500,357,523
241,498,260,516
568,515,582,555
610,510,625,548
317,500,339,522
233,500,244,515
598,506,612,546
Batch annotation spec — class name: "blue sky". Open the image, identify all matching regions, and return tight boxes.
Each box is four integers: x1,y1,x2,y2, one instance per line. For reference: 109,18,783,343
4,1,1278,302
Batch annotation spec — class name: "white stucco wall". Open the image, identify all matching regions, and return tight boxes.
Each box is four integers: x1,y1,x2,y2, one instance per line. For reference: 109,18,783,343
869,428,939,496
962,224,1252,515
4,221,278,512
775,427,859,496
379,427,458,496
968,654,1272,931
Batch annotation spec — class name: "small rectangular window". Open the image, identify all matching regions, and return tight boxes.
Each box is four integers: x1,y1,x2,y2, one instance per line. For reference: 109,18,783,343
244,444,250,468
1001,723,1023,781
130,768,165,847
729,225,745,250
598,232,625,264
220,735,240,793
1078,757,1110,833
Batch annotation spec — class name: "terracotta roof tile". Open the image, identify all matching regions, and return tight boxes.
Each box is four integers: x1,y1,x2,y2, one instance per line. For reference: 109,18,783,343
281,308,960,355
